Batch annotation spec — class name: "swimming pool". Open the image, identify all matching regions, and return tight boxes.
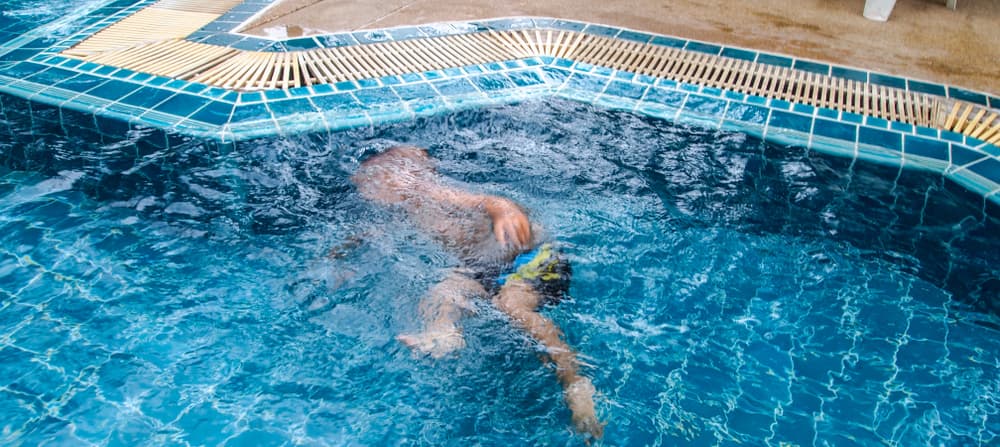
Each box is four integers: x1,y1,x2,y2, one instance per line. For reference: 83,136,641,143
2,97,998,445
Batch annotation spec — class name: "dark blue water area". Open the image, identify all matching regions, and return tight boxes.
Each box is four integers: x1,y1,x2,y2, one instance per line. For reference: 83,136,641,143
1,97,998,446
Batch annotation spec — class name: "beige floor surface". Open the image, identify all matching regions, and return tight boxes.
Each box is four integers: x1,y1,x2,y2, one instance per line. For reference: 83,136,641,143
241,0,1000,95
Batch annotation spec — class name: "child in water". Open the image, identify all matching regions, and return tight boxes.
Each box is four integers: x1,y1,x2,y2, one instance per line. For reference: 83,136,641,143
351,145,603,439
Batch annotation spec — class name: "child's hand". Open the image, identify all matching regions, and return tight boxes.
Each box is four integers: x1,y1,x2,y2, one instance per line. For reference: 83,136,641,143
485,197,531,249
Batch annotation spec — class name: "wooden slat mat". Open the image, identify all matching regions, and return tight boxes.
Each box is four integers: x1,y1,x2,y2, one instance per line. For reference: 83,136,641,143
63,0,243,57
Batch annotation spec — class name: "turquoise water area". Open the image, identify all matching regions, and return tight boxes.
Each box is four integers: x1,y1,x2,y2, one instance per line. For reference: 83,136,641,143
1,97,998,445
0,0,107,44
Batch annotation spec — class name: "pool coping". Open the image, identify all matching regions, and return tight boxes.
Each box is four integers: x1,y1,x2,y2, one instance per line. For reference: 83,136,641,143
1,0,999,205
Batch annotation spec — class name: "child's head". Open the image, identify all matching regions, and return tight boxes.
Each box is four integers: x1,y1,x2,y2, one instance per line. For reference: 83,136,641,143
352,145,437,203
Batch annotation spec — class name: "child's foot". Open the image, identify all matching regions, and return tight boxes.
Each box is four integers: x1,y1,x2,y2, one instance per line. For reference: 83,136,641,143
397,329,465,358
566,378,604,440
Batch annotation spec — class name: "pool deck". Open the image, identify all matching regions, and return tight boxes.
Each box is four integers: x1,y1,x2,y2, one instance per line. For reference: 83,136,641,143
244,0,1000,95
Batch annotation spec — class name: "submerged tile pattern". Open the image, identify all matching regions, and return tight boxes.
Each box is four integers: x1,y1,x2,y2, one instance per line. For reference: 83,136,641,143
0,0,998,204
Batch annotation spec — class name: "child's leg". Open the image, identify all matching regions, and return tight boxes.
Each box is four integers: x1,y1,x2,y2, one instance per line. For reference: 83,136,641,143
398,270,486,358
493,280,603,439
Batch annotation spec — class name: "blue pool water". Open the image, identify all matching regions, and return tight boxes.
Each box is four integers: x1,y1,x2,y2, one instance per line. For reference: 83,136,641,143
0,0,107,44
1,97,999,446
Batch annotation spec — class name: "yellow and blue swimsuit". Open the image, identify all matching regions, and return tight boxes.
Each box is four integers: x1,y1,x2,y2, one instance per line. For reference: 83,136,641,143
490,243,572,304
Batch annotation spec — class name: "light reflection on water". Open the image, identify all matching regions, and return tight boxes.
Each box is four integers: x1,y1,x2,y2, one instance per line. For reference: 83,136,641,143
0,98,998,445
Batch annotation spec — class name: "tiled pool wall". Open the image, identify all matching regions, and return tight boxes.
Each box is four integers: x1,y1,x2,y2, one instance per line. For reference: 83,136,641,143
1,0,999,205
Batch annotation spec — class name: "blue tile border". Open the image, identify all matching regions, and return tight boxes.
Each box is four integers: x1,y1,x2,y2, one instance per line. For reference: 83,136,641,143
1,1,998,204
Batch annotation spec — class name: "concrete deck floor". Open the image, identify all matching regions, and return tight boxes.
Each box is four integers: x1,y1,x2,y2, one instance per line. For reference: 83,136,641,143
242,0,1000,95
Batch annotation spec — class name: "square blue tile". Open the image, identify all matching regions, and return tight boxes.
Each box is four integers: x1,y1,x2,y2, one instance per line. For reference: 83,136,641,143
682,94,727,118
967,158,1000,184
634,90,686,115
756,53,793,68
864,115,889,128
651,36,686,48
841,112,864,124
745,94,767,106
769,110,812,133
267,97,318,116
151,92,210,118
858,126,902,151
816,108,839,120
907,80,946,96
433,78,478,96
904,135,948,161
334,80,359,92
24,67,77,85
685,41,721,55
229,102,273,123
187,101,234,125
614,71,636,82
940,130,965,143
92,65,117,76
56,74,105,93
769,99,791,110
585,24,619,37
915,126,938,138
393,82,438,101
471,73,515,91
792,103,815,115
721,47,756,61
813,119,857,142
129,72,153,83
118,87,175,108
948,87,988,106
724,90,746,102
379,75,402,85
264,89,289,101
565,73,609,92
889,122,913,133
86,79,140,101
869,73,906,89
618,30,651,44
951,145,986,166
399,72,423,83
591,65,613,77
604,80,647,100
552,19,587,32
635,74,657,85
284,37,320,50
793,60,830,76
354,86,400,106
830,66,868,83
725,103,769,125
3,62,48,78
356,78,380,89
311,92,361,111
701,87,723,97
